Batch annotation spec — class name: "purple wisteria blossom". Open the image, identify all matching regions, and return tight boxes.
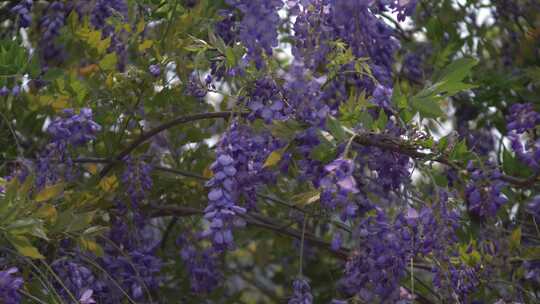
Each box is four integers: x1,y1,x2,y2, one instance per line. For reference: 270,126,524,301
288,278,313,304
0,267,23,304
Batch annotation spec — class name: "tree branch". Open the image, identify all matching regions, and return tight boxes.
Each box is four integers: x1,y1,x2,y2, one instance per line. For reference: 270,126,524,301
98,111,240,178
148,204,435,304
77,106,538,188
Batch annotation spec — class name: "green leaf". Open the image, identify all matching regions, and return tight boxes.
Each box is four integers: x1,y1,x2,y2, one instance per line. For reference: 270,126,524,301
502,149,534,177
42,68,64,81
435,57,478,84
449,140,471,161
270,120,304,141
310,134,337,163
52,211,96,234
99,53,117,71
410,57,478,119
6,218,48,240
393,84,408,110
374,109,388,131
6,234,45,259
327,117,347,142
411,97,445,118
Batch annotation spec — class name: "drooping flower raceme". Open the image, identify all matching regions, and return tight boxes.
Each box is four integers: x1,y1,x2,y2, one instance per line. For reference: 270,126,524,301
36,108,101,188
39,1,67,64
11,0,33,28
288,278,313,304
51,259,100,304
341,210,409,302
90,0,129,70
464,161,508,219
121,157,153,209
224,0,283,68
204,151,246,251
506,103,540,171
177,233,222,294
507,103,540,134
0,267,23,304
320,157,359,220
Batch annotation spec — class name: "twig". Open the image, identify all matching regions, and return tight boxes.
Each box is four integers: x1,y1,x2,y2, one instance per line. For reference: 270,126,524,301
98,111,240,178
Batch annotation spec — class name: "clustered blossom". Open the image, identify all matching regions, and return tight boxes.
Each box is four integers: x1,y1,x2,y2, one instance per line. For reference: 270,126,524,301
340,190,462,301
320,157,359,220
380,0,418,22
224,0,283,68
507,103,540,134
90,0,128,33
288,278,313,304
508,134,540,171
341,210,409,302
0,86,9,97
523,260,540,285
292,0,400,88
11,0,33,28
39,1,67,63
177,234,222,293
246,78,289,123
47,213,162,304
204,121,280,251
527,195,540,219
97,216,162,303
506,103,540,171
121,157,153,209
46,108,102,146
186,74,213,99
91,0,129,70
0,267,23,304
464,161,508,219
51,259,100,304
204,149,246,251
401,44,433,83
100,249,162,301
148,64,161,77
36,108,101,188
433,264,481,302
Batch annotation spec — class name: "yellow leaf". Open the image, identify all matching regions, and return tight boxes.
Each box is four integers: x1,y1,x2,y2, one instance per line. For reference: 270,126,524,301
511,227,522,249
6,234,45,259
35,183,64,202
99,175,118,192
79,237,104,257
99,53,117,71
85,164,98,175
52,96,70,111
136,19,145,34
292,189,321,206
78,64,99,77
106,73,114,88
36,204,58,222
123,23,132,33
138,40,154,52
203,166,213,179
263,150,283,168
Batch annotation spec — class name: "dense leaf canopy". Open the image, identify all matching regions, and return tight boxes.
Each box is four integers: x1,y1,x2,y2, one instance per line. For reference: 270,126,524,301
1,0,540,303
